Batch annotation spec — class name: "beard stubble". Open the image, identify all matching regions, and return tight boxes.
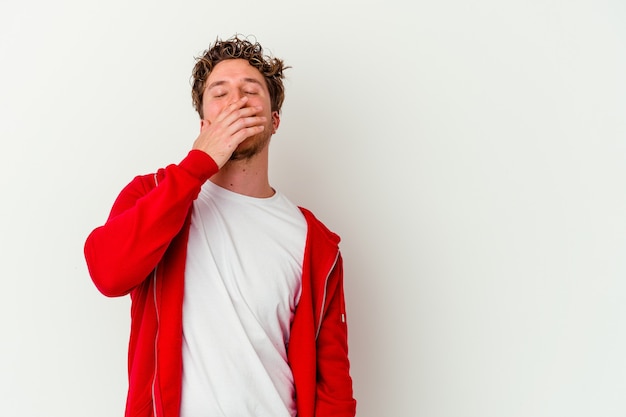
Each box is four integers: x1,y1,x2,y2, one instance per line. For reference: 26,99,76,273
229,119,273,161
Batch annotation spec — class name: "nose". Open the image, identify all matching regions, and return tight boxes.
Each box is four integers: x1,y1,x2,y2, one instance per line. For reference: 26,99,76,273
231,89,245,103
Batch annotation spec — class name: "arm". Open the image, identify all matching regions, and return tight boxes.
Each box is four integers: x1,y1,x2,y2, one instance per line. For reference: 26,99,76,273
315,255,357,416
84,150,218,297
85,96,266,297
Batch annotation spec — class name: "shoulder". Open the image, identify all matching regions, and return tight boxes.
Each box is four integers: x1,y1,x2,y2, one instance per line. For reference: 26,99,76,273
298,207,341,247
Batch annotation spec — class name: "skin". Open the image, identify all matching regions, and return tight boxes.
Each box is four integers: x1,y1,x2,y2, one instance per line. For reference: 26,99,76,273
192,59,280,198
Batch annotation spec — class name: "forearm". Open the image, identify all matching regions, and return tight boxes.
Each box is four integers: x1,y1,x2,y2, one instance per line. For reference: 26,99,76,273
84,150,218,296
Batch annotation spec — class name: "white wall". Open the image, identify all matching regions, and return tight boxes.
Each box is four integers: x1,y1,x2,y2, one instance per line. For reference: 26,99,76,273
1,0,625,416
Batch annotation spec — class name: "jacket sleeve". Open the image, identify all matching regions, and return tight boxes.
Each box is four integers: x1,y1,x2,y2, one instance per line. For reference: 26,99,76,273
84,150,218,297
315,255,357,416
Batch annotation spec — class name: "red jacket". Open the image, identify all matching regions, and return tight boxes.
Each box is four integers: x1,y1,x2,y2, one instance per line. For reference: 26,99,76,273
84,150,356,417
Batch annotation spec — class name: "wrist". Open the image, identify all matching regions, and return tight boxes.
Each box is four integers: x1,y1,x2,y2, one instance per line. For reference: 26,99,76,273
179,150,219,183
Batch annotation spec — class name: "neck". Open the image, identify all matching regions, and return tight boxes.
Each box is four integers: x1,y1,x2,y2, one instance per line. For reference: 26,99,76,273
209,148,273,198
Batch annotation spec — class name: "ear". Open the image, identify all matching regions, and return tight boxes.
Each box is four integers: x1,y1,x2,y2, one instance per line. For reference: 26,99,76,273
271,111,280,134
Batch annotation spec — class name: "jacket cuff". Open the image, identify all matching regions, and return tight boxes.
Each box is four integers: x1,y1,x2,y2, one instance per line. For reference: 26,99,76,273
178,150,219,183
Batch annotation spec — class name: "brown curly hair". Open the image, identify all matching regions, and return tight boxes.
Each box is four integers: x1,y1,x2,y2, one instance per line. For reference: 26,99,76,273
191,35,289,119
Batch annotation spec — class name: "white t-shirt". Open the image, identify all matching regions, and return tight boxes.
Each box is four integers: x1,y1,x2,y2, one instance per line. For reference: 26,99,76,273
180,180,307,417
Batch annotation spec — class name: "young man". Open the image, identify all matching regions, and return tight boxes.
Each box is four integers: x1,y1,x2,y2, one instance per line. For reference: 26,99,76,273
84,36,356,417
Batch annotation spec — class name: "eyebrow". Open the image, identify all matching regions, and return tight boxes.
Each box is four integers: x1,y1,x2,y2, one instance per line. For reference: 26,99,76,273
206,77,264,91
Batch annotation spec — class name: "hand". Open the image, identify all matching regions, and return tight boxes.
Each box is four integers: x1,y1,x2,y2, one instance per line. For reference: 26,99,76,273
192,96,267,168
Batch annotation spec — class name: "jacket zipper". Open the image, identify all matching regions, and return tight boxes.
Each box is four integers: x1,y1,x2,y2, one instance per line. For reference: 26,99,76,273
151,266,160,417
315,251,339,340
152,173,160,417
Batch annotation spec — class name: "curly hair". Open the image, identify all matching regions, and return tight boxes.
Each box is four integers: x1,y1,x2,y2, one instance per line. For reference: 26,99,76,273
191,35,289,119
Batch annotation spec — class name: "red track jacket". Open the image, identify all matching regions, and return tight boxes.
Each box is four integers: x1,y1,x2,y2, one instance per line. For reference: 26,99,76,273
84,150,356,417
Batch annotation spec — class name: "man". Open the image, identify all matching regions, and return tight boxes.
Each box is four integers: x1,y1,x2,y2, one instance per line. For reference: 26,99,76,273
84,35,356,417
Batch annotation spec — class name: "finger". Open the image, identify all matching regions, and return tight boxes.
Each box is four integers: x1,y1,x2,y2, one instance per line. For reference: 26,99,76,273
214,97,250,123
224,115,267,138
230,124,266,146
218,105,264,129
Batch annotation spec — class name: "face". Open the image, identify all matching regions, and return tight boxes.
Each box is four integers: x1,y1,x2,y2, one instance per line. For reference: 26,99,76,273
201,59,280,160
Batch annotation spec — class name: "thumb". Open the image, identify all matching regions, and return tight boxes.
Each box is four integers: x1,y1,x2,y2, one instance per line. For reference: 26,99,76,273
200,119,211,132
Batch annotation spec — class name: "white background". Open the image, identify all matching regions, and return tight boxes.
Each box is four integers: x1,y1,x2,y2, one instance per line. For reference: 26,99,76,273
1,1,625,416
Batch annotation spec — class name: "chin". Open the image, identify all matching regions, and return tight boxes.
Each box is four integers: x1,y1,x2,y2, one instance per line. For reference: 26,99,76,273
230,132,271,161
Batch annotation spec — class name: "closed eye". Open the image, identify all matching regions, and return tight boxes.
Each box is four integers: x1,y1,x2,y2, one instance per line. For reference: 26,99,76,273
211,89,227,98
